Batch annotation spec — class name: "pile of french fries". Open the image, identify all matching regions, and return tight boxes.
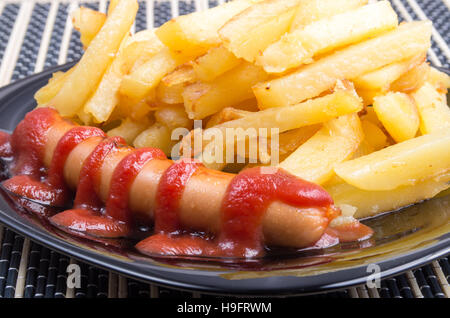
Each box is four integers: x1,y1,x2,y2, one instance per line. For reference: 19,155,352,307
34,0,450,219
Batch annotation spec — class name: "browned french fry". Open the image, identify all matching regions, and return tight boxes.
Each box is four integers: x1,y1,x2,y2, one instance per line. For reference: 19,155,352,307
253,21,432,109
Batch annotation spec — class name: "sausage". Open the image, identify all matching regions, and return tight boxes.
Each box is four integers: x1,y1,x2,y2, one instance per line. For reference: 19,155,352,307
41,117,330,248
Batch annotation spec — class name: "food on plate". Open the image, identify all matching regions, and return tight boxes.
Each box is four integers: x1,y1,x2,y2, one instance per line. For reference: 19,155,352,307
0,0,448,259
0,108,372,257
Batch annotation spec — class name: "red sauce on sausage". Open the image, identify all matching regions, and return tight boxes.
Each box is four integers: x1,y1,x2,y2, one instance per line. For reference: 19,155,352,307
3,124,105,207
136,166,344,258
50,137,129,238
154,159,203,233
50,139,167,239
0,108,374,260
106,148,167,224
10,107,59,178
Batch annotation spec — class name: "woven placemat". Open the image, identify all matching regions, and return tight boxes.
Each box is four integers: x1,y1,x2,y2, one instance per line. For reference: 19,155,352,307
0,0,448,298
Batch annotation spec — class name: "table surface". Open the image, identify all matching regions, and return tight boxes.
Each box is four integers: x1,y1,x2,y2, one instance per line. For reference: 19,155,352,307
0,0,449,298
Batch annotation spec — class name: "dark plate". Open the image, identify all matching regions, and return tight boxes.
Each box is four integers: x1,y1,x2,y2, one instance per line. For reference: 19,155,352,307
0,63,448,296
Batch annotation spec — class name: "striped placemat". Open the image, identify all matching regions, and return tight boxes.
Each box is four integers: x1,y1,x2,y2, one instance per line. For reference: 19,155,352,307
0,0,448,298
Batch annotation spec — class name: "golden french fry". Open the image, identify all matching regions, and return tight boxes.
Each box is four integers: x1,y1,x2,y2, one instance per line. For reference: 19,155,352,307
72,7,106,49
360,119,388,151
326,172,450,219
50,0,138,117
107,117,150,144
258,1,398,73
107,0,119,15
133,122,176,155
161,64,197,87
121,30,165,73
84,35,130,123
34,68,74,106
183,62,268,119
373,92,419,142
205,107,253,129
154,105,193,130
353,54,426,91
411,82,450,134
155,0,257,59
219,0,302,63
389,62,430,93
204,85,362,137
334,129,450,191
290,0,367,30
192,45,241,82
156,82,184,105
253,21,432,109
120,47,185,101
427,67,450,93
279,114,363,185
277,126,321,157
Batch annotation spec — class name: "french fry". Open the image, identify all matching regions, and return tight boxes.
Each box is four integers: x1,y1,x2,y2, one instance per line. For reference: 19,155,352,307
120,47,185,101
276,125,321,157
192,45,241,82
326,172,450,219
107,117,150,144
154,105,193,130
203,85,362,136
116,94,155,121
350,140,375,159
107,0,119,15
205,107,253,129
355,88,383,107
279,114,363,185
83,35,130,123
34,68,74,106
258,1,398,73
334,129,450,191
183,62,268,119
155,0,257,59
121,30,165,73
353,54,426,92
133,122,176,155
156,82,184,105
72,7,107,49
50,0,138,117
161,64,197,87
389,62,430,93
373,92,419,142
253,21,432,109
361,106,383,128
219,0,302,62
290,0,367,31
360,119,388,151
427,67,450,93
411,82,450,134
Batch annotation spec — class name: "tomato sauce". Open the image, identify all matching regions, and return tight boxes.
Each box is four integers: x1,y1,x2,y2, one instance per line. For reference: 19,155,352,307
136,166,344,258
106,147,166,224
3,124,105,207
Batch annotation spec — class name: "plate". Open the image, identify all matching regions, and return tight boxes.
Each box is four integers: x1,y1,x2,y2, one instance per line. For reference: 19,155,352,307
0,63,448,296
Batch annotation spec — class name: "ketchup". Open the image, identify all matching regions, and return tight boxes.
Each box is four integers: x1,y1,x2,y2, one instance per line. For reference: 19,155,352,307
50,140,167,239
9,107,59,178
136,166,342,258
3,125,105,207
50,137,129,238
106,147,166,224
154,159,203,233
